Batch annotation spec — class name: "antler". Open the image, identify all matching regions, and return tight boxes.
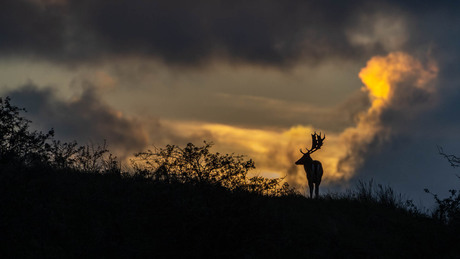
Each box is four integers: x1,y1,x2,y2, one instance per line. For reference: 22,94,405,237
300,132,326,154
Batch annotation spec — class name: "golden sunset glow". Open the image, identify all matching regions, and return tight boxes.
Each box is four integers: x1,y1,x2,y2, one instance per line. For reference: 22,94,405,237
155,52,439,191
3,1,460,255
2,0,456,205
161,120,343,188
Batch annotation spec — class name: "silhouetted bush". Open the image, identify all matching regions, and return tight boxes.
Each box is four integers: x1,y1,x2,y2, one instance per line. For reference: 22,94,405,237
132,142,297,196
423,147,460,228
425,189,460,226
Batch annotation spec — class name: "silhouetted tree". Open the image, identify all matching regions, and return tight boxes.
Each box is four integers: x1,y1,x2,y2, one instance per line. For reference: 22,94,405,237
0,97,54,166
0,97,120,173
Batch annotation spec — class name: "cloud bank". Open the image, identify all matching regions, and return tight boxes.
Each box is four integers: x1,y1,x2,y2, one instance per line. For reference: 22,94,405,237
4,0,453,67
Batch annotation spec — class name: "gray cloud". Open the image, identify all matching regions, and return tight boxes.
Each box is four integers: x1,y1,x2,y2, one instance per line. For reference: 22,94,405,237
0,1,65,58
4,0,454,66
197,91,370,132
6,83,150,159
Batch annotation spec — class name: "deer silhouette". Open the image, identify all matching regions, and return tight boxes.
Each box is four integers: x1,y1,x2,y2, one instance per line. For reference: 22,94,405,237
295,132,325,198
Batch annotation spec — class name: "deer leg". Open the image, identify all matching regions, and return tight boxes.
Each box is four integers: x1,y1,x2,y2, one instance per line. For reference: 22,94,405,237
308,182,314,198
315,182,320,198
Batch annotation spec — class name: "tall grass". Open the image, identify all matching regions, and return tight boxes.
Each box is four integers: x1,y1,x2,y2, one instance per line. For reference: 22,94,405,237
323,180,421,215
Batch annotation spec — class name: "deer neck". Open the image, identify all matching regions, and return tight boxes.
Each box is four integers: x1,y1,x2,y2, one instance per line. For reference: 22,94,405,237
303,158,314,171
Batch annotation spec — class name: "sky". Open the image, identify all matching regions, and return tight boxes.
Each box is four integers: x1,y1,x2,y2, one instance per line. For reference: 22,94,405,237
2,0,460,208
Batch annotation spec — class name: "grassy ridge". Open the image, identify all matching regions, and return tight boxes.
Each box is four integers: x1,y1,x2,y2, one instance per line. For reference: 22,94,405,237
1,165,458,258
2,95,459,257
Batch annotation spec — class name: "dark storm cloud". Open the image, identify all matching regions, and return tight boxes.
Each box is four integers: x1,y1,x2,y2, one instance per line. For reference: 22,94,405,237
0,1,70,59
6,83,149,158
0,0,432,66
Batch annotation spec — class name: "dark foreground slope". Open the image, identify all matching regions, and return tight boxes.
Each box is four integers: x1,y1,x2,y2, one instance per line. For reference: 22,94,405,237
1,166,458,258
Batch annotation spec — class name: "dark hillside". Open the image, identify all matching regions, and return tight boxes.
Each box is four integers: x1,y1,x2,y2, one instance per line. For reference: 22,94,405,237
1,166,457,258
1,97,458,258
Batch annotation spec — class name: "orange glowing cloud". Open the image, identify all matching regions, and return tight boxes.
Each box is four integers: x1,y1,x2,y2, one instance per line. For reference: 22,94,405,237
359,52,438,108
336,52,438,180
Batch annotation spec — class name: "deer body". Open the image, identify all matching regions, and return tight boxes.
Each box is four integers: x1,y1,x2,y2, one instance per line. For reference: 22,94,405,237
296,155,323,198
295,132,325,198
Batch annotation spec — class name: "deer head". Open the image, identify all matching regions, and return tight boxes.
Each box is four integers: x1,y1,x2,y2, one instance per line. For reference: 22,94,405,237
295,132,325,165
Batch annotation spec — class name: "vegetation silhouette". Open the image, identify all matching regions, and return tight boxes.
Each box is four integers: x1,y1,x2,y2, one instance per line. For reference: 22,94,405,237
1,96,459,257
0,97,54,167
131,142,295,196
0,97,120,174
424,146,460,230
295,132,325,198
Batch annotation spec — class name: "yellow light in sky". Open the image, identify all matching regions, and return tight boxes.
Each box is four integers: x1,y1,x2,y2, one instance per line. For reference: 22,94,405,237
153,52,438,192
358,52,437,109
336,52,438,181
359,62,391,100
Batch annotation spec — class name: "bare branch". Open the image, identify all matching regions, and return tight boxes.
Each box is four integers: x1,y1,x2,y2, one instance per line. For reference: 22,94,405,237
438,146,460,168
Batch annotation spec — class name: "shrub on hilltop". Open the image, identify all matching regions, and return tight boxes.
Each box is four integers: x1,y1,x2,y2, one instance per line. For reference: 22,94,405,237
132,142,297,196
424,147,460,228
